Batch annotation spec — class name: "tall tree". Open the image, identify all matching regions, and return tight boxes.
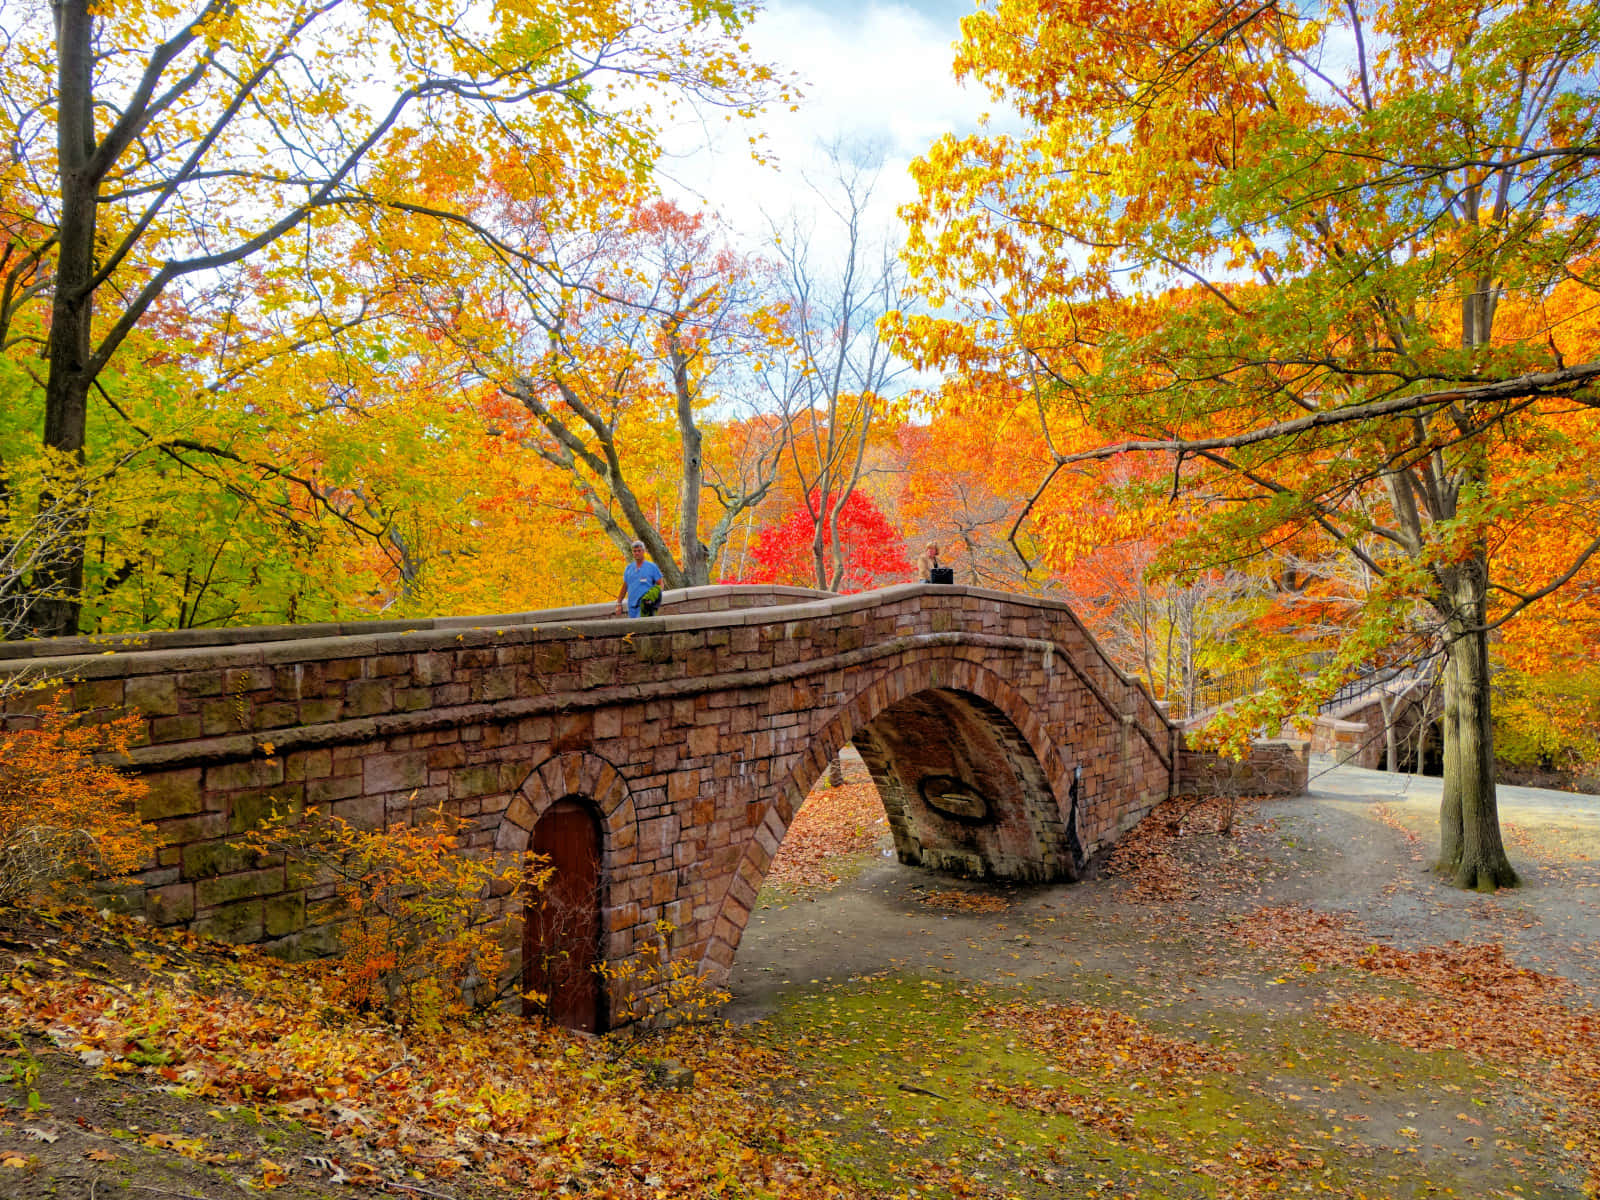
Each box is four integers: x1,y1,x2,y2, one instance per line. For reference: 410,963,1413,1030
762,149,913,591
1,0,774,635
888,414,1036,592
368,185,789,589
899,0,1600,888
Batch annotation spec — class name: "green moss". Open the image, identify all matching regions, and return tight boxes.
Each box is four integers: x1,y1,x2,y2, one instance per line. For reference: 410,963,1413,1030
750,972,1572,1200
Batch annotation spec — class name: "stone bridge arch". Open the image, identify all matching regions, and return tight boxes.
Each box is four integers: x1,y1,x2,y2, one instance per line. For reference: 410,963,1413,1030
706,657,1089,979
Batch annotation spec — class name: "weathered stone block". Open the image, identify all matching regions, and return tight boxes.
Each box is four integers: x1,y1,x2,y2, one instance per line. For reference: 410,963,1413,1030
531,643,567,674
306,774,364,805
149,713,203,743
200,699,243,736
412,652,453,685
140,769,203,820
192,899,263,944
554,713,592,752
255,701,298,729
223,667,273,694
667,770,700,804
346,680,392,716
151,812,227,845
285,749,332,782
427,745,467,771
365,752,428,793
270,921,344,961
146,883,195,926
228,785,303,834
183,839,255,880
264,892,306,938
581,658,617,689
450,763,504,800
125,675,180,717
299,698,343,724
196,865,284,910
178,671,223,697
206,757,284,791
633,635,672,665
331,794,384,829
71,679,123,710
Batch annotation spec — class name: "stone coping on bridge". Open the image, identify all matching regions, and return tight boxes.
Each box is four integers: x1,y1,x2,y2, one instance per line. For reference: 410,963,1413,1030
0,584,838,662
0,583,1155,705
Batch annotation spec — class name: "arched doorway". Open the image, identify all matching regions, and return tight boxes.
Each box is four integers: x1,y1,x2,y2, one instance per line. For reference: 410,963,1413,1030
523,797,604,1032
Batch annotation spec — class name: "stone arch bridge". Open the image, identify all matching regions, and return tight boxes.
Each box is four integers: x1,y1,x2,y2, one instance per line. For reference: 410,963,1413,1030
0,585,1305,1029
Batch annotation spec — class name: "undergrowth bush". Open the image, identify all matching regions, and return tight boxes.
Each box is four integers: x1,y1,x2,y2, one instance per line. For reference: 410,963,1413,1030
598,918,731,1043
241,804,544,1028
0,691,155,904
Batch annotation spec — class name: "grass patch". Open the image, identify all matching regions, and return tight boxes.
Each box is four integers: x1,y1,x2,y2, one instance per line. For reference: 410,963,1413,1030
750,972,1574,1199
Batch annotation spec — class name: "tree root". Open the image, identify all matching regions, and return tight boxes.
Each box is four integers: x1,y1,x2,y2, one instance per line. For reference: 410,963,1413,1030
1450,858,1520,892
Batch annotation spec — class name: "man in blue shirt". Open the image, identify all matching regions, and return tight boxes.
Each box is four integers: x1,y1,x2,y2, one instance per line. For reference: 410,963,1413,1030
615,540,664,617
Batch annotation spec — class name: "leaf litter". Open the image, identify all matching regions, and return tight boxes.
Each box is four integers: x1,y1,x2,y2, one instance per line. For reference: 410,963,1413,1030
4,771,1600,1198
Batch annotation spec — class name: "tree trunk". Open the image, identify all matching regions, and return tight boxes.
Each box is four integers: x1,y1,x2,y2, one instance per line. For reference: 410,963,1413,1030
670,337,710,587
1379,691,1399,773
34,0,99,639
810,488,829,591
1437,648,1463,872
1437,559,1517,890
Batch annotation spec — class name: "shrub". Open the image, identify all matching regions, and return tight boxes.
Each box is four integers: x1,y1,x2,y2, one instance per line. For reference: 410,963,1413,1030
241,804,541,1028
0,692,155,904
597,918,731,1042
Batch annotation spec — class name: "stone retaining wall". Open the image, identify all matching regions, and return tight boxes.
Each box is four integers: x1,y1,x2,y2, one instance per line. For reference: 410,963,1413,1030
1178,739,1310,798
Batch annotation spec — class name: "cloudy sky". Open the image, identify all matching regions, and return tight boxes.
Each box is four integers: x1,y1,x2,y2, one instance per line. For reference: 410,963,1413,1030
658,0,993,248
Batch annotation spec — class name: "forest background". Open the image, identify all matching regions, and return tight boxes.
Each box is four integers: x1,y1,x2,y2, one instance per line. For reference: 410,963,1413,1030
1,0,1598,828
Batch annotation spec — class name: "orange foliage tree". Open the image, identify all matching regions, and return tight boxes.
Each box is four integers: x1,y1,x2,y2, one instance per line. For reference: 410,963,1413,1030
885,409,1041,592
361,178,792,592
897,0,1600,889
0,693,155,904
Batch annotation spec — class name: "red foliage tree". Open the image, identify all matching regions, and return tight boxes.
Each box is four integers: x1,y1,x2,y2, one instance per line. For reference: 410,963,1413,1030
730,491,912,593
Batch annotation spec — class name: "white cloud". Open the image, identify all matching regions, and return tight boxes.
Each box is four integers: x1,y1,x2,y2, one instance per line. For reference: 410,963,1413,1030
656,0,989,247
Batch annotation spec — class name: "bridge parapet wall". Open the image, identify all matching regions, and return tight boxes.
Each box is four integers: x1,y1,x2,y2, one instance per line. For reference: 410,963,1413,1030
1,585,1177,1008
0,585,835,663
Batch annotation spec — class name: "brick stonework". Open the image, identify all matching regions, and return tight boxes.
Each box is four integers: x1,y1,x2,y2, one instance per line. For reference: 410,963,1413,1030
1,583,1298,1027
1177,739,1311,798
1308,682,1436,771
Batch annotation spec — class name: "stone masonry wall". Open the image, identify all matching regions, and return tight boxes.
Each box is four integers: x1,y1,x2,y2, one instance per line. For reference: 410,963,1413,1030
2,584,1178,1020
1178,739,1311,798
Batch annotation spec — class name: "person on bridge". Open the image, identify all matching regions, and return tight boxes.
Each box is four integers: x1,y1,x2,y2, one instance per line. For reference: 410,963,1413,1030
916,542,941,582
616,540,664,618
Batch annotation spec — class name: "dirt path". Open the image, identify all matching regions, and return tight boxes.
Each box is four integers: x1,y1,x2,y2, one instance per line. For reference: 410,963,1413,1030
729,759,1600,1199
733,759,1600,1015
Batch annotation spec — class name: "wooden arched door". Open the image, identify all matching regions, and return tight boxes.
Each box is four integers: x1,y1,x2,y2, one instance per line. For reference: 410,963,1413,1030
523,797,604,1031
